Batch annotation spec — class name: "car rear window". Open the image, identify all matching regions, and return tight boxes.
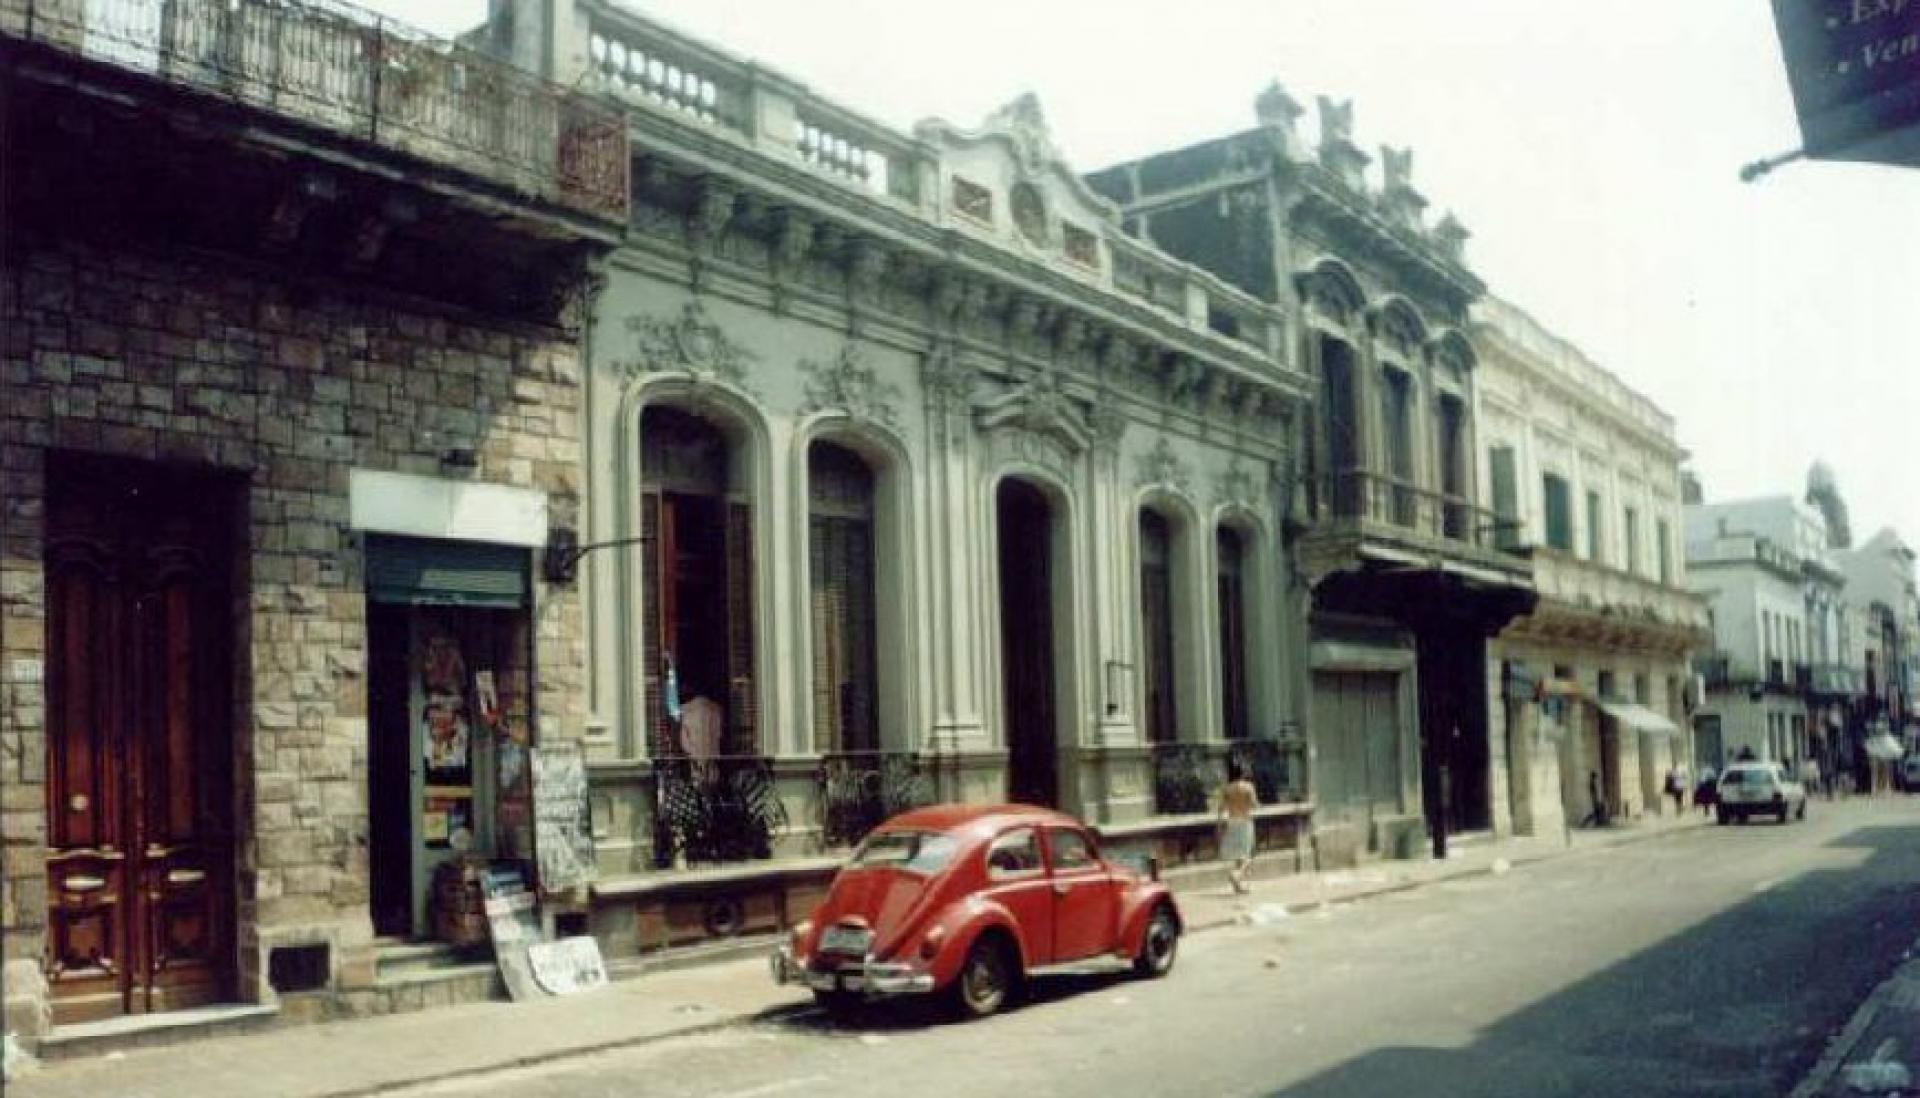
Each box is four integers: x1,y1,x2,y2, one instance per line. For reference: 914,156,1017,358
1721,768,1773,785
848,831,958,875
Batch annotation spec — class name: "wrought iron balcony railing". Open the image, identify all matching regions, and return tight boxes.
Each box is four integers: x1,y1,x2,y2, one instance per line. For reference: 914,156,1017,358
1228,736,1307,806
652,754,787,867
1150,743,1214,816
3,0,628,222
1152,736,1308,818
1310,470,1516,555
813,750,931,850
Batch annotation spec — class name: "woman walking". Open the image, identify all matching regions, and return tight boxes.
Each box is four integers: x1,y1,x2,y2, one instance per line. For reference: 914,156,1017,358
1218,758,1259,895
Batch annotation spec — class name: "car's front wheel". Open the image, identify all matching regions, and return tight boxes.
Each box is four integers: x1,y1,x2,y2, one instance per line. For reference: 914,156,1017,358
1133,905,1179,979
951,936,1016,1020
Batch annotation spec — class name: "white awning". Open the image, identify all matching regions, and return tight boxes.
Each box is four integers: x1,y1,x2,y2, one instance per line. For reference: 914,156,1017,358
1866,733,1905,761
1595,700,1681,738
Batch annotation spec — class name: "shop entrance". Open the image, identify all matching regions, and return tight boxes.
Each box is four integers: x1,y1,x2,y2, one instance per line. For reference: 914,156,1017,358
997,479,1060,807
366,539,533,940
43,454,239,1024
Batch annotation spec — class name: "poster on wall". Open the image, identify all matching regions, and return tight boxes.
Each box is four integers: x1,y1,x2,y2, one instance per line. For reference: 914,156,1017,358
531,745,596,893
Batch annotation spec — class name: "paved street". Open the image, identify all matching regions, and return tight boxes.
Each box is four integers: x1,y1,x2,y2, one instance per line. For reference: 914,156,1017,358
387,799,1920,1098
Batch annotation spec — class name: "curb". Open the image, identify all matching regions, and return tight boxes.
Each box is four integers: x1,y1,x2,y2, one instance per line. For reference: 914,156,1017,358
1181,819,1706,933
317,1001,817,1098
1787,936,1920,1098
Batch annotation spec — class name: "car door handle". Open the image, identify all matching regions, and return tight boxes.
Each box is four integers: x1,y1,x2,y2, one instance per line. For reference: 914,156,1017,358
1052,882,1071,896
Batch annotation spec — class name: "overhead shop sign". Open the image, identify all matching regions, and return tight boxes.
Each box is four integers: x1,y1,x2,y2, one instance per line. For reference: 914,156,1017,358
1773,0,1920,166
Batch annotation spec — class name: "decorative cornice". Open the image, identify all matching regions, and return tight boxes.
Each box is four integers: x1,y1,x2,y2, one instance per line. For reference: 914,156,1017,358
617,299,757,391
1135,436,1193,495
1214,455,1265,514
975,367,1091,454
800,340,901,428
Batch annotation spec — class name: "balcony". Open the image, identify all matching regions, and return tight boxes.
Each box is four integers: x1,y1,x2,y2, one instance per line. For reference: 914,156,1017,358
1809,662,1860,697
812,750,931,850
1149,737,1307,817
652,754,787,867
4,0,628,223
1302,469,1529,587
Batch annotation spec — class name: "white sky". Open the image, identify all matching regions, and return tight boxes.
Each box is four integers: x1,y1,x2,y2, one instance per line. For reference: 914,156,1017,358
380,0,1920,549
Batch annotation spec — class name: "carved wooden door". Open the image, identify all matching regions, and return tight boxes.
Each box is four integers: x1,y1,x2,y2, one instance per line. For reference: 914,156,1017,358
45,458,235,1024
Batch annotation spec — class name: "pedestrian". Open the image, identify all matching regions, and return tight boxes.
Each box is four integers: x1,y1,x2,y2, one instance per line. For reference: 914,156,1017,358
1802,753,1823,799
1582,770,1610,828
1216,757,1258,895
1664,763,1687,815
1694,767,1718,817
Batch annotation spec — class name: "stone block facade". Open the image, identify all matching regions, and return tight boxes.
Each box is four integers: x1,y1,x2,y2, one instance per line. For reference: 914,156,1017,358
0,239,587,1032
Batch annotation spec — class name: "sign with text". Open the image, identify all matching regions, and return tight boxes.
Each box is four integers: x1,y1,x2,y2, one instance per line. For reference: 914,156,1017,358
1773,0,1920,164
530,745,597,893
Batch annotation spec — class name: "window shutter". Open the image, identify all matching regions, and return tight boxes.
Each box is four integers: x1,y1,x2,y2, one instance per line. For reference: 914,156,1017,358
1139,512,1177,745
844,518,877,752
1217,528,1250,742
809,516,836,754
725,500,756,755
640,492,669,757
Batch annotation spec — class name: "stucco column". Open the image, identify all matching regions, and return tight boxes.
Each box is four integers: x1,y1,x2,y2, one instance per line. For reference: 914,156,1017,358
1088,412,1138,747
921,346,986,752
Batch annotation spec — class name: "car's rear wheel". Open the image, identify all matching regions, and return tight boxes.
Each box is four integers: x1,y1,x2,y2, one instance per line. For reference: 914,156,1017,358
1715,807,1729,826
951,936,1016,1020
1133,905,1179,979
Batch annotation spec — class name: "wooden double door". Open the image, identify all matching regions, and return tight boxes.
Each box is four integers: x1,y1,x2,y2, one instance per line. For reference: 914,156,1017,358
44,456,237,1023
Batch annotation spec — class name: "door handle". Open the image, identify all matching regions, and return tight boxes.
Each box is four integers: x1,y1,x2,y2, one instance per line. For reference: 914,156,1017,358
1052,882,1071,896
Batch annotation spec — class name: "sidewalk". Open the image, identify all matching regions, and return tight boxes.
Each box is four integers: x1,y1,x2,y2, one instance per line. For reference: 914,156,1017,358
6,812,1706,1098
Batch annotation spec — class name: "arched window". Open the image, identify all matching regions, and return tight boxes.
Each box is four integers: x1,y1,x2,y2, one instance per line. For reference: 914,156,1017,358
641,405,754,756
808,442,879,753
1139,509,1178,745
1217,525,1250,741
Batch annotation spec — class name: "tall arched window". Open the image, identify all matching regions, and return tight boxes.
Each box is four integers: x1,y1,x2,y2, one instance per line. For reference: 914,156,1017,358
1217,525,1250,741
808,442,879,753
1139,509,1179,744
641,405,755,756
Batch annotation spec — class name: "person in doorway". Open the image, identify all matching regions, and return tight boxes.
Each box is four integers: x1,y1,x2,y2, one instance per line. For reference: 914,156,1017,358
1583,770,1610,828
1664,764,1688,815
1216,758,1259,895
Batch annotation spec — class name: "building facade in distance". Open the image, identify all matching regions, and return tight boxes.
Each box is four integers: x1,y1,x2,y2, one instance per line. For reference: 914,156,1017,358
1473,297,1707,836
1088,87,1535,860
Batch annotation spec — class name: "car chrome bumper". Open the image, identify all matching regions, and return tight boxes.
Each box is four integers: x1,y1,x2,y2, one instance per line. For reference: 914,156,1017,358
771,947,935,996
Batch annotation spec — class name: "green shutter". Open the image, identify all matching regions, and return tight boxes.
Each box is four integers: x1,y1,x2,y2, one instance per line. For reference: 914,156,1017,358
365,536,529,608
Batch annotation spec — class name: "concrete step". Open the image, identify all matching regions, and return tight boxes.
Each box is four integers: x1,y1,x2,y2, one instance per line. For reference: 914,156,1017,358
373,938,492,981
36,1003,281,1062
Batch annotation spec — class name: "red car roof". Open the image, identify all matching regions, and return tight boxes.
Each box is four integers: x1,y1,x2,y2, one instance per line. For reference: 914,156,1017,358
879,802,1084,836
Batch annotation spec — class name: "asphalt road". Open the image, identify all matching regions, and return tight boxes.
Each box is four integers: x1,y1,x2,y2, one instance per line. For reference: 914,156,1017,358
402,798,1920,1098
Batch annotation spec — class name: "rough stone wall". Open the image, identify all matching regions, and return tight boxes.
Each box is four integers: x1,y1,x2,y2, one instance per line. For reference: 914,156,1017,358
0,240,586,1028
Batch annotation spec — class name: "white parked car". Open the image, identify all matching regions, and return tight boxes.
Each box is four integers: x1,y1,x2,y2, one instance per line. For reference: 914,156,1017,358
1716,762,1807,825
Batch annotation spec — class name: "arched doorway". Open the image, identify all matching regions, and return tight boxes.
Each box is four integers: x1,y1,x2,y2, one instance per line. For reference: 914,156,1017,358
997,478,1059,806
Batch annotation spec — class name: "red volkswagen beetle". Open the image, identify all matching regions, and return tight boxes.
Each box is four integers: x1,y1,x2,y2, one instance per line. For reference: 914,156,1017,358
771,804,1182,1018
